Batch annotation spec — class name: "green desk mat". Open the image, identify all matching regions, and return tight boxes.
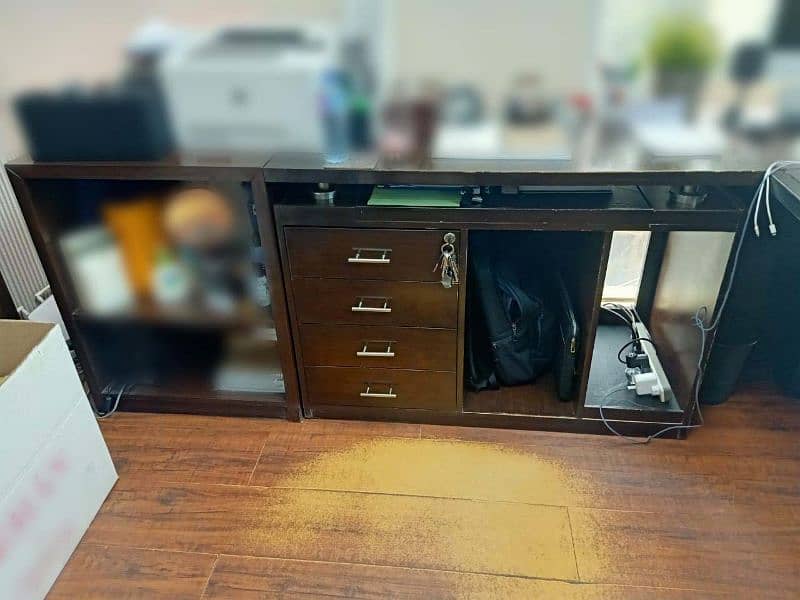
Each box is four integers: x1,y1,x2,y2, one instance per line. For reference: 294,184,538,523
368,187,461,207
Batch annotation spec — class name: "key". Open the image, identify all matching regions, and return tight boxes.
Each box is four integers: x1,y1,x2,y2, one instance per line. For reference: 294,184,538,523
439,242,456,288
435,237,459,288
440,267,453,288
442,242,459,284
433,253,445,273
433,241,448,272
434,242,452,272
448,254,460,284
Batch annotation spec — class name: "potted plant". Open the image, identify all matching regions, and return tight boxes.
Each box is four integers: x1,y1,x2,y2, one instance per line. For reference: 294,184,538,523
647,15,718,117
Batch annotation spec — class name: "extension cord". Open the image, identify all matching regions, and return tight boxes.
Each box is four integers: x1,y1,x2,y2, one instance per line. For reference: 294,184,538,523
629,322,671,403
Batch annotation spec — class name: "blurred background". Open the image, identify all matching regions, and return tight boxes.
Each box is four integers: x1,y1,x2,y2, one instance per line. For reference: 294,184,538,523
0,0,798,165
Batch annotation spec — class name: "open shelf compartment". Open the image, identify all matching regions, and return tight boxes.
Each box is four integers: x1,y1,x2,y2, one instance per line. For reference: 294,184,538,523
584,323,684,424
462,229,610,419
20,176,289,416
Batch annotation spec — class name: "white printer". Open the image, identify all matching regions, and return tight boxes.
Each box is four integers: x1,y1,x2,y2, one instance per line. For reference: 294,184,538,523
160,25,336,154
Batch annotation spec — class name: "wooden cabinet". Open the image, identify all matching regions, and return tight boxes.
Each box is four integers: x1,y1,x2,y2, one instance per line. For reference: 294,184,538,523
283,226,461,414
275,185,745,438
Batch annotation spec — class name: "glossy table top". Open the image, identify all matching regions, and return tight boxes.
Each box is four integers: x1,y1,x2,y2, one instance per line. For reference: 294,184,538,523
8,129,799,187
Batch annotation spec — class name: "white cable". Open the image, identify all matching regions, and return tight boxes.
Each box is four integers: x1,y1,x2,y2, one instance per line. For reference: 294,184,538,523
94,383,129,420
599,315,707,443
601,304,637,341
599,375,705,443
603,302,638,325
618,304,637,324
765,171,775,235
605,302,637,323
602,306,632,327
753,160,800,237
753,175,765,237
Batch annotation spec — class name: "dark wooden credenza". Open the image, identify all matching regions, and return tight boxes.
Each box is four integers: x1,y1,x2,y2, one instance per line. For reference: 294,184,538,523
6,153,757,437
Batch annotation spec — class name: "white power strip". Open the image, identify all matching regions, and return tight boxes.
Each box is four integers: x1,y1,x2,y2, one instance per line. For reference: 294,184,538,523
628,322,672,403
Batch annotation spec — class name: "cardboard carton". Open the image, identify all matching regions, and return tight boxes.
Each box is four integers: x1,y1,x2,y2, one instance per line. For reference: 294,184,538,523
0,320,117,598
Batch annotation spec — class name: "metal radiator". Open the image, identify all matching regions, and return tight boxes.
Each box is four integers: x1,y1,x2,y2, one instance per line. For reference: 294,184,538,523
0,166,48,314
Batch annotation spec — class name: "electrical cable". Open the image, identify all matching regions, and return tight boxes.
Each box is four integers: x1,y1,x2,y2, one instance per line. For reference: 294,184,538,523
601,303,636,337
94,383,129,420
603,303,653,365
615,303,638,325
604,302,637,324
597,384,703,443
753,160,800,238
765,169,775,236
616,337,657,364
598,327,706,442
603,307,634,329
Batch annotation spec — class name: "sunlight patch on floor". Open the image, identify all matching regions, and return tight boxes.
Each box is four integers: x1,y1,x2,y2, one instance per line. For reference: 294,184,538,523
257,437,610,583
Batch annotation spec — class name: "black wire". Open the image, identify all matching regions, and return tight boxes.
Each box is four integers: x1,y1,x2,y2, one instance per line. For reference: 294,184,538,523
616,337,657,364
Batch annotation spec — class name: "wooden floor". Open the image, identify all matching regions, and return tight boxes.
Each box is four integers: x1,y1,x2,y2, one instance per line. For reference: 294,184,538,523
47,382,800,599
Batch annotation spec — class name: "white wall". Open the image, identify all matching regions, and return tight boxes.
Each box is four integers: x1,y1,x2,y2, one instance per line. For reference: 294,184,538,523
390,0,597,111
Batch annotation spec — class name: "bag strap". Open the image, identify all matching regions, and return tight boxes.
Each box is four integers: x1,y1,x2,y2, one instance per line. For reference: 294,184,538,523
471,247,513,342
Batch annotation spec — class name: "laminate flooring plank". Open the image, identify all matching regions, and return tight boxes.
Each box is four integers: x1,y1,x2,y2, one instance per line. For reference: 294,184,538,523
46,543,216,599
204,555,723,599
84,481,577,580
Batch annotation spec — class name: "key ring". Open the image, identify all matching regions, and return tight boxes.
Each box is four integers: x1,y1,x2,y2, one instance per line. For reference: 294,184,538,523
441,243,454,257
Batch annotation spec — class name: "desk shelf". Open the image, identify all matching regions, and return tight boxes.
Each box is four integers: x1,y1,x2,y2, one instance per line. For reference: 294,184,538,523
8,168,301,420
120,382,286,418
72,299,274,331
273,183,743,232
584,324,685,424
463,374,576,418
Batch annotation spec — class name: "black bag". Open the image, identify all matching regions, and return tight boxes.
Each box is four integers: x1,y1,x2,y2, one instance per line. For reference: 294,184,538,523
466,237,556,389
552,271,579,400
465,270,498,391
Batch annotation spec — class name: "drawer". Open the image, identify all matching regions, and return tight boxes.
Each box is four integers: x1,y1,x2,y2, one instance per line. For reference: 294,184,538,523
292,279,458,328
286,227,458,281
305,367,457,410
300,324,456,371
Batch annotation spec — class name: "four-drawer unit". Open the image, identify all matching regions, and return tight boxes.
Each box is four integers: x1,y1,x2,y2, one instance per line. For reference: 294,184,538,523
283,227,460,412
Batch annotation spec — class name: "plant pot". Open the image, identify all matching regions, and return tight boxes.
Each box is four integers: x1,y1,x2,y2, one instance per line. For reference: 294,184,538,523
654,68,707,120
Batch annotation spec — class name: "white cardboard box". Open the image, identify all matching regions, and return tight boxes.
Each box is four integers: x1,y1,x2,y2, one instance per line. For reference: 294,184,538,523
0,320,117,599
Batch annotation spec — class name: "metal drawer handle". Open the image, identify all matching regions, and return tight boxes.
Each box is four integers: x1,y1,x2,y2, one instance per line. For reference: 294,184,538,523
360,384,397,399
356,342,395,358
351,298,392,313
348,248,391,264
